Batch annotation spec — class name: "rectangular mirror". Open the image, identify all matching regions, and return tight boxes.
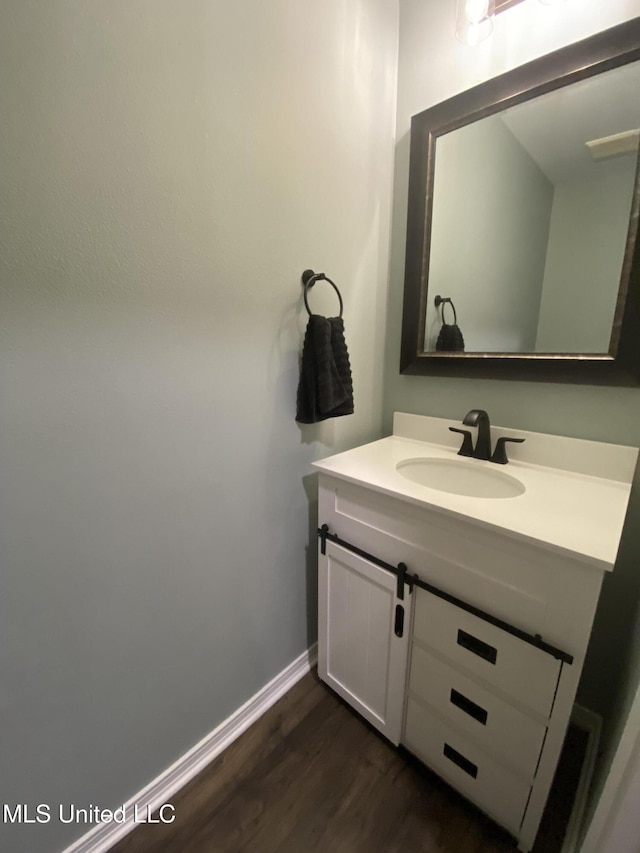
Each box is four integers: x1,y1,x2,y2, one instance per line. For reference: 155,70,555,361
401,18,640,385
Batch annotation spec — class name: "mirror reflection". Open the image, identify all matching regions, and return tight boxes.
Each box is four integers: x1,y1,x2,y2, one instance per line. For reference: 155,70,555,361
424,60,640,355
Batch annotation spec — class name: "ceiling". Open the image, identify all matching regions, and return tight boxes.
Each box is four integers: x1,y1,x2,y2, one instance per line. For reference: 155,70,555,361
501,58,640,184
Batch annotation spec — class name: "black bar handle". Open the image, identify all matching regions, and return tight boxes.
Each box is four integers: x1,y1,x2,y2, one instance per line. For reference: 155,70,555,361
450,689,488,725
457,629,497,665
443,743,478,779
394,605,405,638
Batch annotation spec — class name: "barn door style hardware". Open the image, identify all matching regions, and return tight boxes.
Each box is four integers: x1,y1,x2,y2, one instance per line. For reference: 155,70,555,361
318,525,415,598
316,525,573,665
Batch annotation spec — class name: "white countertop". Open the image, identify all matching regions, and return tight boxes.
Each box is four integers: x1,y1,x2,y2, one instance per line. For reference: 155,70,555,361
313,414,638,572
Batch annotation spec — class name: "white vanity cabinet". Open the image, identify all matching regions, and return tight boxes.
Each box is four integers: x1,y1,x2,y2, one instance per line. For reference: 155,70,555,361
315,474,606,853
313,414,637,852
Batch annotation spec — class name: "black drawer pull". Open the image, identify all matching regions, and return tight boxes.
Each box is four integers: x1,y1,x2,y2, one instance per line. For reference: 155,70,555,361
457,629,497,665
450,689,488,725
443,743,478,779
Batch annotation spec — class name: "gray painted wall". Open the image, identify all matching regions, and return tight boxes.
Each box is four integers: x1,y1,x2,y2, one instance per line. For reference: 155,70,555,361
535,157,637,352
387,0,640,840
0,2,398,851
427,116,552,352
3,2,640,850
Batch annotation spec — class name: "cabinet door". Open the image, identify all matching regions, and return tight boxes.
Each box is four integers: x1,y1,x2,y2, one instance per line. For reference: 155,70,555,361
318,540,410,745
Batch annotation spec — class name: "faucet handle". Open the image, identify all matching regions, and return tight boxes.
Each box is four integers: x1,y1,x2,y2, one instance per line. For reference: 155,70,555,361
449,427,474,458
491,436,525,465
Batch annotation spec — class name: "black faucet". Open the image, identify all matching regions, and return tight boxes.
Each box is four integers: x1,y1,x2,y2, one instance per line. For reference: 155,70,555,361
462,409,492,460
450,409,525,464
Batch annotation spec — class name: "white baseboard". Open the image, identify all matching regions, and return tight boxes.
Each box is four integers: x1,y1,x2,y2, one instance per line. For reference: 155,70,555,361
62,644,318,853
560,704,602,853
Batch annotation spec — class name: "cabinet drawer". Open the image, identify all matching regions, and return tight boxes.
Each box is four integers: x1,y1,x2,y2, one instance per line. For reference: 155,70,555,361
413,588,561,718
404,696,531,836
408,644,546,779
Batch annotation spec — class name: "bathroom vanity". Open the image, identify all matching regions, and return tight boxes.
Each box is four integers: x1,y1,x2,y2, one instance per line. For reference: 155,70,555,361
313,413,638,852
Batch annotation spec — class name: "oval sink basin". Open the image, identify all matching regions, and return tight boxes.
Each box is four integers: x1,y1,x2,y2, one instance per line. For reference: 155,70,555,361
396,457,525,499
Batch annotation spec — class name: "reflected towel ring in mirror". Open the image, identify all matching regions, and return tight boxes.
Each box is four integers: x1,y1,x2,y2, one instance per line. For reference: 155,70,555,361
302,269,344,318
435,294,458,326
435,295,465,352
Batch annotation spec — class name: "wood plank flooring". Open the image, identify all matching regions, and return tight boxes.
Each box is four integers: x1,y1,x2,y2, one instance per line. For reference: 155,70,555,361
112,671,582,853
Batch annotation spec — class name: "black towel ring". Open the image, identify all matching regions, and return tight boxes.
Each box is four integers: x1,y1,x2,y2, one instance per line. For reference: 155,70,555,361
435,294,457,326
302,269,344,318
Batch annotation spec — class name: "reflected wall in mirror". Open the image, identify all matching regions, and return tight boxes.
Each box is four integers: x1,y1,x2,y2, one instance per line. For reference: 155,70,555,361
401,18,640,385
426,62,639,354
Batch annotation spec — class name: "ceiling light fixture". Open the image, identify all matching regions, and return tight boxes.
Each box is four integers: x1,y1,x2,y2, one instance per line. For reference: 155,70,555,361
457,0,565,46
455,0,496,46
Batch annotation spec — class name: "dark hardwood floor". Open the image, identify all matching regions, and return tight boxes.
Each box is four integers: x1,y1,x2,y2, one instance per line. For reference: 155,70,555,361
112,671,582,853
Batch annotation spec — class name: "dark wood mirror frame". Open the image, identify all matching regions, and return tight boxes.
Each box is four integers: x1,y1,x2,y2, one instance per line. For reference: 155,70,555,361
400,18,640,385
